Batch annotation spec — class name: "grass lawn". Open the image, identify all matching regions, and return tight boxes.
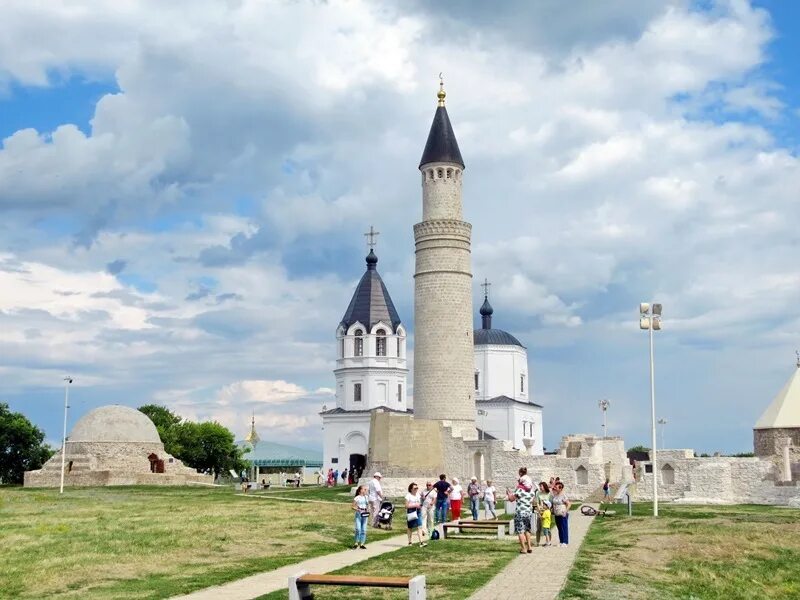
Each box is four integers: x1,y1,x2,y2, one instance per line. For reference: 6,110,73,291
560,502,800,600
0,485,395,599
258,537,519,600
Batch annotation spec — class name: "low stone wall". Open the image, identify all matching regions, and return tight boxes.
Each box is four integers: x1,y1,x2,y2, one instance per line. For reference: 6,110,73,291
632,455,800,505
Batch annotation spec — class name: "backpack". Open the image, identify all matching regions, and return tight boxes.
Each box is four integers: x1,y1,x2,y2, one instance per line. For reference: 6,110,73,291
430,529,440,541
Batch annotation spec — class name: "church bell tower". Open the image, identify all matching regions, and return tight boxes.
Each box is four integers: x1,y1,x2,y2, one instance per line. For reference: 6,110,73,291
413,79,476,438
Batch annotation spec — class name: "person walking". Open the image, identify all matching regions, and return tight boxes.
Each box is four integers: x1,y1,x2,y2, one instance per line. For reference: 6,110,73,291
467,477,481,520
552,480,572,546
352,485,369,549
602,478,611,503
483,479,497,519
420,481,437,535
508,474,534,553
333,469,339,486
433,474,452,524
368,472,384,528
535,481,551,546
449,478,464,521
342,468,348,484
405,483,427,547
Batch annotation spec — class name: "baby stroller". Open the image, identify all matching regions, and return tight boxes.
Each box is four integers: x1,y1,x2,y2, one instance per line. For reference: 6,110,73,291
377,501,395,529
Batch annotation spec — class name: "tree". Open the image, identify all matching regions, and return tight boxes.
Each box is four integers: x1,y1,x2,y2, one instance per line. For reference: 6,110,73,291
0,403,54,484
138,405,182,455
173,421,247,478
138,405,246,478
627,445,651,454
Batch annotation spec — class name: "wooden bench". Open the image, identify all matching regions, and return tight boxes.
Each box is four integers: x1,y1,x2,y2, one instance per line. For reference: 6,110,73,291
457,519,513,534
289,572,426,599
443,521,506,539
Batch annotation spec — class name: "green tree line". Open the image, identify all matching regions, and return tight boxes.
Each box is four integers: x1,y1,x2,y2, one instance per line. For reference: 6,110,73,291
0,403,54,484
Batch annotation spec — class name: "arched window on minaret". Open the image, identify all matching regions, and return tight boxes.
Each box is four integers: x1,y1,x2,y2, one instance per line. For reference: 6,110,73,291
376,329,387,356
354,330,363,356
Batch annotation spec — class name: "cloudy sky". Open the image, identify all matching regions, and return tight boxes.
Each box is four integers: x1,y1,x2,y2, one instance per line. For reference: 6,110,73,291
2,0,798,454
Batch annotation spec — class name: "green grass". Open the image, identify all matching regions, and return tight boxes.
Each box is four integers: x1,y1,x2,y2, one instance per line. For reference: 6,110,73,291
257,538,519,599
560,502,800,600
0,485,395,599
254,485,357,502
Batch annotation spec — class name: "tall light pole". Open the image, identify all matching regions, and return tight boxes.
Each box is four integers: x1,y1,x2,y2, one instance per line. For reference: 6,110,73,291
657,418,668,450
598,399,610,438
639,302,662,517
59,376,73,495
477,409,488,441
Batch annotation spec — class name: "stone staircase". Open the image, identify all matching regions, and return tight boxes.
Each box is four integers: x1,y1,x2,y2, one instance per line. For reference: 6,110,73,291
39,453,93,473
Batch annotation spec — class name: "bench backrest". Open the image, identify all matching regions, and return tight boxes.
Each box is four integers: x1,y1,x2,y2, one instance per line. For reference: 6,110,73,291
298,574,411,588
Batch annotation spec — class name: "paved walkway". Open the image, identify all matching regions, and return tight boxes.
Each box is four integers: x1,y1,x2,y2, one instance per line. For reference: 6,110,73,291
171,533,409,600
467,508,596,600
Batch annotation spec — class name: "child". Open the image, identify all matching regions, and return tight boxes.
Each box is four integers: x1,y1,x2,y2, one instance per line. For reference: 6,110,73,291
541,500,553,547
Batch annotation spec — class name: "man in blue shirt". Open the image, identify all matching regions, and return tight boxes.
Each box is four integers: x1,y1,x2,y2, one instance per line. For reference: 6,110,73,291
432,474,452,524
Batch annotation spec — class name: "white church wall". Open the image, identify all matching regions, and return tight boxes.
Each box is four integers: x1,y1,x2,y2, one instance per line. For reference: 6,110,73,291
321,414,372,474
474,345,529,401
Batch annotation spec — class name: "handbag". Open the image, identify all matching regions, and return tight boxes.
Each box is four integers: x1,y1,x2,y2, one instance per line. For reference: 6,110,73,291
406,508,419,524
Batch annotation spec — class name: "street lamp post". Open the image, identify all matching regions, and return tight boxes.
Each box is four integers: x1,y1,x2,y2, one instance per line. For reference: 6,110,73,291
639,302,662,517
657,418,668,450
59,376,73,495
477,409,488,441
598,399,610,438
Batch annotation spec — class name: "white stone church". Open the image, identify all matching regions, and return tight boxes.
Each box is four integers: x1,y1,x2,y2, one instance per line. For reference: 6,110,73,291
320,251,543,480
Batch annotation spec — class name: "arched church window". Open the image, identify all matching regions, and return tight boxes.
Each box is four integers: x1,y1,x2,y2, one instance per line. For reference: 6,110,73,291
446,168,452,178
397,384,402,403
437,168,443,178
474,371,480,391
376,329,386,356
354,383,362,403
354,330,363,357
520,374,526,394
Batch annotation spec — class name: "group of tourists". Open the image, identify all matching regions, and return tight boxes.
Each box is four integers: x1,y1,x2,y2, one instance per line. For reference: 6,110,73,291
350,469,573,551
509,468,572,554
323,466,363,486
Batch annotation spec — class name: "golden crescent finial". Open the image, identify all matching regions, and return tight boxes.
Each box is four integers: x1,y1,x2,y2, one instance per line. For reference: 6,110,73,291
437,73,446,107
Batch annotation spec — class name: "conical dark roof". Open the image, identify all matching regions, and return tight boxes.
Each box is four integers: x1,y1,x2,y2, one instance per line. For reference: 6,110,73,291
419,106,464,168
340,250,402,332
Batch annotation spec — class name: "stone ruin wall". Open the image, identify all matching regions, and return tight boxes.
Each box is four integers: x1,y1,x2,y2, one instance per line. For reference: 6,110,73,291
365,410,631,499
631,450,800,506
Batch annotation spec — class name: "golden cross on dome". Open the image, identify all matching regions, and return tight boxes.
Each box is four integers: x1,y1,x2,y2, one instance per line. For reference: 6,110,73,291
481,278,491,298
364,225,380,250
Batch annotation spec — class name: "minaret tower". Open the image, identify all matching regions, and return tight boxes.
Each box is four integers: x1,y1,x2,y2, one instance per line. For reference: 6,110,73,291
413,78,476,438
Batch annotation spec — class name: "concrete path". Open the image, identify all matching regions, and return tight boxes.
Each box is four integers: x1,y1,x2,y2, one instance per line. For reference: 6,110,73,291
467,508,596,600
171,533,409,600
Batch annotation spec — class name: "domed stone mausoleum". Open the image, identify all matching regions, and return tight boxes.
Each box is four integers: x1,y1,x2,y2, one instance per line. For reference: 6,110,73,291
24,405,212,487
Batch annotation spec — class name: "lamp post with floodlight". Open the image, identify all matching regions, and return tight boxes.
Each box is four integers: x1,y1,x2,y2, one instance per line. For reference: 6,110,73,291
59,376,73,495
477,409,488,441
639,302,662,517
598,399,610,438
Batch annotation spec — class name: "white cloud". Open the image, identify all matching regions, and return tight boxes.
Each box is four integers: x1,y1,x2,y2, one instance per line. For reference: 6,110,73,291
1,0,798,452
